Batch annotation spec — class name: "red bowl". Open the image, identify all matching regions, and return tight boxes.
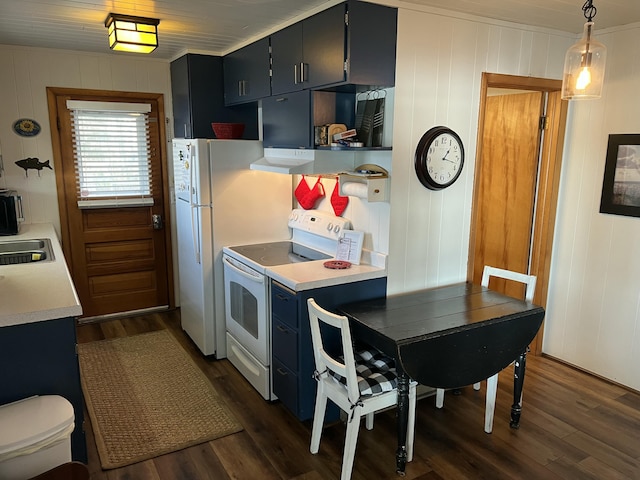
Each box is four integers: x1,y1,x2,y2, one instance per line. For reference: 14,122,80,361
211,123,245,139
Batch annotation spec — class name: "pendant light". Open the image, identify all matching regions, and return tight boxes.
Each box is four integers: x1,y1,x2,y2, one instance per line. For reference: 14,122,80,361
105,13,160,54
561,1,607,100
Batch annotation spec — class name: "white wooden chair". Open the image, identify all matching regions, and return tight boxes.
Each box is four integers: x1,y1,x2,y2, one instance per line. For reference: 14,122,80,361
307,298,417,480
435,266,537,433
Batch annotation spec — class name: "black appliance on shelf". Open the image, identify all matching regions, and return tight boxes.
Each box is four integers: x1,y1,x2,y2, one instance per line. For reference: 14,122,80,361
0,190,22,235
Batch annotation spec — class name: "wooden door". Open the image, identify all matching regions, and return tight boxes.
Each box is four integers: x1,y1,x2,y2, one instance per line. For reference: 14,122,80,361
47,87,174,320
469,74,568,355
472,91,543,297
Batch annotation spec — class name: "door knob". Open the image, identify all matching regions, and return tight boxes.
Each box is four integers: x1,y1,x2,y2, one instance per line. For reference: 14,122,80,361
152,214,163,230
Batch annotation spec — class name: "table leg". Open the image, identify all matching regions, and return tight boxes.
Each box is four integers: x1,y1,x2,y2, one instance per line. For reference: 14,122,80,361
395,372,409,475
510,349,527,428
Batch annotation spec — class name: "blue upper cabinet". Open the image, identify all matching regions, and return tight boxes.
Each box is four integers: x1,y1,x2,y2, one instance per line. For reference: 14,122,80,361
271,1,397,96
343,0,397,87
271,5,345,95
223,37,271,105
270,23,304,96
171,54,259,139
224,1,397,105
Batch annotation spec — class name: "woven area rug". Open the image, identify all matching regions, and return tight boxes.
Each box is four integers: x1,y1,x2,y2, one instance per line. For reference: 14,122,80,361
78,330,242,469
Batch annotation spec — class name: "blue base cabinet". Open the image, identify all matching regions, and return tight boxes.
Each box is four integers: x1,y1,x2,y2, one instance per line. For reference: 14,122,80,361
271,277,387,421
0,317,87,463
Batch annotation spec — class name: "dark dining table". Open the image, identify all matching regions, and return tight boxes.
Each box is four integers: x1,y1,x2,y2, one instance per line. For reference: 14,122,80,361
338,282,545,475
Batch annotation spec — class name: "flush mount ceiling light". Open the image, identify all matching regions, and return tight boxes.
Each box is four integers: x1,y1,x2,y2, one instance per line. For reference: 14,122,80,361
561,0,607,100
105,13,160,54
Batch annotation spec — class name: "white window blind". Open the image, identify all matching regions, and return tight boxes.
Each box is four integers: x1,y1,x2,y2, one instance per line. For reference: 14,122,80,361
67,100,154,209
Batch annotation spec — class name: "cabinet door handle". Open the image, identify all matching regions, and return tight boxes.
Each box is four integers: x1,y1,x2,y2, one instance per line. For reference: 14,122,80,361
275,293,290,299
238,80,248,97
300,62,308,83
294,64,298,85
276,368,289,376
276,325,290,333
275,97,287,103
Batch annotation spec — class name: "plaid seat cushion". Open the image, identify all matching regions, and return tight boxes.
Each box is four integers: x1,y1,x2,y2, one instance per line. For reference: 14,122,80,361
328,346,398,397
354,346,395,372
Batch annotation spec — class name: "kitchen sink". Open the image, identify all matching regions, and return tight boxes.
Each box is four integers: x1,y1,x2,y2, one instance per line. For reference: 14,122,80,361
0,238,55,265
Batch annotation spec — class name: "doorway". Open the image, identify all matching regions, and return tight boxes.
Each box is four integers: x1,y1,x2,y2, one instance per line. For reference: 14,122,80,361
468,73,568,355
47,87,174,320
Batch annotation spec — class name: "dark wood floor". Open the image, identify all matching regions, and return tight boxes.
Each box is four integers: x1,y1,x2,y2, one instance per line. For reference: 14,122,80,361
75,310,640,480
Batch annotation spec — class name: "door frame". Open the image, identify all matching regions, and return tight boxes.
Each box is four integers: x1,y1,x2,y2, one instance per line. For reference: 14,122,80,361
468,73,568,355
46,86,175,312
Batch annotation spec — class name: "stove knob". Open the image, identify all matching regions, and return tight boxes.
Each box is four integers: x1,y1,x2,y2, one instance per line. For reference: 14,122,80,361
327,222,333,231
334,225,341,234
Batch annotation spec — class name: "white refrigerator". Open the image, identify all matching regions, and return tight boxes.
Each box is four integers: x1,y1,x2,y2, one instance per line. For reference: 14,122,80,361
172,139,292,357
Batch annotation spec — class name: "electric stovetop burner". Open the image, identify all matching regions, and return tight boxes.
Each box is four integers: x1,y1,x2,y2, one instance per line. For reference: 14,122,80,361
227,241,330,266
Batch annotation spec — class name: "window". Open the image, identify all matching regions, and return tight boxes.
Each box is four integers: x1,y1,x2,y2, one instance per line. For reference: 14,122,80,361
67,100,153,208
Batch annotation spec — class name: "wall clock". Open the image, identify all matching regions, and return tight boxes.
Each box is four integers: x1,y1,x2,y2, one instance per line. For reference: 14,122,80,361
415,126,464,190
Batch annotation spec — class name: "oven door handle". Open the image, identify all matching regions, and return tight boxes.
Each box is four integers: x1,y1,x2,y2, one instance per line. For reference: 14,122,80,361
223,256,265,284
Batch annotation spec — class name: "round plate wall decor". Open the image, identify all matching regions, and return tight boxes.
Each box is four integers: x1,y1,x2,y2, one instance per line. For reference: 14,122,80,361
415,126,464,190
13,118,41,137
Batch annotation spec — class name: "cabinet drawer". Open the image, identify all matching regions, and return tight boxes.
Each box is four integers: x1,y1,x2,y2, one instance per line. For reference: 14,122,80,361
272,317,299,370
272,358,298,415
272,283,298,327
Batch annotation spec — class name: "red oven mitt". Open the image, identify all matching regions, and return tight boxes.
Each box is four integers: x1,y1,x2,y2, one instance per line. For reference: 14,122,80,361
330,178,349,216
294,176,311,205
299,177,325,209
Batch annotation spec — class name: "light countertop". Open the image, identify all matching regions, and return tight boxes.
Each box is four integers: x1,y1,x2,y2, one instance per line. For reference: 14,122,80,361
266,259,386,291
0,224,82,328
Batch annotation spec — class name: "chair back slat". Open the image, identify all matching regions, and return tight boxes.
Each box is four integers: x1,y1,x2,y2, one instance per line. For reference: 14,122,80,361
308,298,361,402
481,265,537,302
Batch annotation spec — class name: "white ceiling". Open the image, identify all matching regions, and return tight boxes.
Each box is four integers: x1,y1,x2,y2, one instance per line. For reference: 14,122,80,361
0,0,638,61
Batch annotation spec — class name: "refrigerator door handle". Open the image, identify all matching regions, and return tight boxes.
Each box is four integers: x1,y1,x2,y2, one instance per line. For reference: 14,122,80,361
189,145,201,264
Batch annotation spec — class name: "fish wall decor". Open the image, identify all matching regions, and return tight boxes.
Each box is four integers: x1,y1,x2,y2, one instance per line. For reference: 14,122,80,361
15,157,53,177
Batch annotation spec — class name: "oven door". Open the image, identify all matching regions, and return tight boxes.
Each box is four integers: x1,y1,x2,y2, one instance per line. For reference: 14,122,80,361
223,254,269,365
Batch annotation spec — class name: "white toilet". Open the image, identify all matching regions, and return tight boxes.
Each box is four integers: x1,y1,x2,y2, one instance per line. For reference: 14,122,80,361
0,395,75,480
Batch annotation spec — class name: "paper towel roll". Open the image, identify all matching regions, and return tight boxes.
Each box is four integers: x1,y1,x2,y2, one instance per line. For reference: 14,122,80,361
341,182,368,198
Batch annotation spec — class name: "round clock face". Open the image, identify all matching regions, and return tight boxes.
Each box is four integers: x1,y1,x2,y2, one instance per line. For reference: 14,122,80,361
415,126,465,190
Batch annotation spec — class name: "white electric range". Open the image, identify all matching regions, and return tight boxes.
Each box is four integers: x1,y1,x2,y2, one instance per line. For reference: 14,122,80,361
222,209,386,400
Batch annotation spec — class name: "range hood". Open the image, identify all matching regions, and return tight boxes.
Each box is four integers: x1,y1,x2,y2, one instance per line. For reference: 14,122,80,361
250,148,315,174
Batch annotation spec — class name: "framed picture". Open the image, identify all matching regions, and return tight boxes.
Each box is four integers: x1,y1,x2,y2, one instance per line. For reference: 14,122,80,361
599,134,640,218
